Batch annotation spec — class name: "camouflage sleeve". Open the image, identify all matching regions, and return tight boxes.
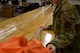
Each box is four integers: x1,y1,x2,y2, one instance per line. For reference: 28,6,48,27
47,25,53,30
50,7,76,50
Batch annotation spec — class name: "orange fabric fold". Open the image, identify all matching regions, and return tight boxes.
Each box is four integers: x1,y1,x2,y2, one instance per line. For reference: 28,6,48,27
0,36,51,53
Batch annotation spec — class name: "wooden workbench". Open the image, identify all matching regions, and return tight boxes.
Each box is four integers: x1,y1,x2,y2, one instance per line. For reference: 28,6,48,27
0,5,55,46
2,4,29,17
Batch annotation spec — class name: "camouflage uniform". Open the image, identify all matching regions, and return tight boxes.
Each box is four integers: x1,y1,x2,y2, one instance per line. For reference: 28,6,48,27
48,0,80,53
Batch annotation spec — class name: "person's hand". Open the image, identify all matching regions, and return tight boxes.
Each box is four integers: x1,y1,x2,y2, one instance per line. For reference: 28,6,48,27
40,26,48,30
47,44,56,53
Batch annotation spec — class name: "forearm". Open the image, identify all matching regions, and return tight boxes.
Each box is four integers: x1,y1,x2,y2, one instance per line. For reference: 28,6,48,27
50,33,73,50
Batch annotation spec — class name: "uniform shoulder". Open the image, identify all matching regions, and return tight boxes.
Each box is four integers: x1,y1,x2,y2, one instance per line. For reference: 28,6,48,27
61,2,75,11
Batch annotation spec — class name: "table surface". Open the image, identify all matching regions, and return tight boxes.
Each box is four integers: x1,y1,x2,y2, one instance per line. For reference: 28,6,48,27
0,5,56,46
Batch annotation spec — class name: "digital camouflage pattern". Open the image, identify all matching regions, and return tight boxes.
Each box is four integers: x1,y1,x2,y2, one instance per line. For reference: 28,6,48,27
48,0,80,53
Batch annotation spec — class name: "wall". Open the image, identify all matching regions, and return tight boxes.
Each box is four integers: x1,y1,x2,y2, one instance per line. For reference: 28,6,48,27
27,0,44,6
69,0,80,5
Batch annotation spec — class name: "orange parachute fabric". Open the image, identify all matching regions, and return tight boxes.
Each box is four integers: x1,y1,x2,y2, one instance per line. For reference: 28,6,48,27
0,36,52,53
